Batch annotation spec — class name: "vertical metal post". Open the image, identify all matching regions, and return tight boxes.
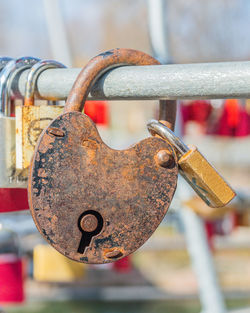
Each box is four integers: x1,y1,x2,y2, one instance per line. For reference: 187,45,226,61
147,0,170,64
180,205,227,313
147,3,226,311
43,0,73,67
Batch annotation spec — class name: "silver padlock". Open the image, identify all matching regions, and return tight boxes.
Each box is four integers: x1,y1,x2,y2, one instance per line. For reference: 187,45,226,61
0,57,13,70
0,57,15,189
0,57,39,188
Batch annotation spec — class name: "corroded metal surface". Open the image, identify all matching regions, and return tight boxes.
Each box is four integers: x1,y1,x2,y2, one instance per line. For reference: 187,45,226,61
64,48,176,130
28,48,178,264
16,60,66,172
29,112,177,263
15,105,64,171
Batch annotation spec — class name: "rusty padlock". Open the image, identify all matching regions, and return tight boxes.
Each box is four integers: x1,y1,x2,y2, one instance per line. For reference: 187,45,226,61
15,60,66,174
147,120,236,208
28,48,178,264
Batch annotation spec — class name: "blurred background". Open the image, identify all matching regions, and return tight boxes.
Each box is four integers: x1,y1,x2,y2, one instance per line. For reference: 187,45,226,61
1,0,250,312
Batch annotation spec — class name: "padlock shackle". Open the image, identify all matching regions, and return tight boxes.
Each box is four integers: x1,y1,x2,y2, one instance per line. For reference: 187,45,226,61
0,57,14,115
24,60,66,106
64,48,176,130
0,57,40,116
147,119,189,155
0,57,13,71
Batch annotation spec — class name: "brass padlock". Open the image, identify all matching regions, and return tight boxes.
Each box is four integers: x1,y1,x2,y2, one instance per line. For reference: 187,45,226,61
0,57,39,188
28,48,178,264
15,60,66,174
147,120,236,208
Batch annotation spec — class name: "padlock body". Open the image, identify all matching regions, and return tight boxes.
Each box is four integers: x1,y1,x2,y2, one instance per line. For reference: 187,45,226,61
0,115,26,188
15,105,64,171
179,145,235,208
29,112,178,264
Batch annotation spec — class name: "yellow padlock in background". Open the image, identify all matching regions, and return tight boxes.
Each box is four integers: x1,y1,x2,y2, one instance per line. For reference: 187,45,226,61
15,60,66,171
33,244,86,282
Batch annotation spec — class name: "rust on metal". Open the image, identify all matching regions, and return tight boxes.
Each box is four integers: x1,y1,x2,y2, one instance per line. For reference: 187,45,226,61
156,150,174,168
104,249,124,259
28,48,178,264
15,60,65,171
48,127,65,137
15,101,64,170
29,112,177,263
64,48,176,131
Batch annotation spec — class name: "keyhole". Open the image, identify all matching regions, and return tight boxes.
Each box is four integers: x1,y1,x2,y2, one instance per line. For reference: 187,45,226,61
77,210,103,254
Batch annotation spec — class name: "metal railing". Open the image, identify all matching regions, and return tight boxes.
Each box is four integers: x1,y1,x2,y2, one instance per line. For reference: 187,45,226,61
12,61,250,101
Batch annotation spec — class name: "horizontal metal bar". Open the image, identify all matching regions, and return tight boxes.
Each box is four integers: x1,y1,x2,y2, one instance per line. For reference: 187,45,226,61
12,61,250,100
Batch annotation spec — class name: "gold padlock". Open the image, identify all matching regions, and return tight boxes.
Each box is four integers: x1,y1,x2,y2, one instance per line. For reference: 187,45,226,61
147,119,236,208
15,60,66,171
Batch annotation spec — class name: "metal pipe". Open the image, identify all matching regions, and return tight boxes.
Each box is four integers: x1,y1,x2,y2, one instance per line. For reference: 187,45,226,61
147,0,170,64
12,61,250,101
180,206,227,313
43,0,73,67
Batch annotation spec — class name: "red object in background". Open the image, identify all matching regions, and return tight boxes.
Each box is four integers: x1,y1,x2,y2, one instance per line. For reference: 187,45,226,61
215,99,239,136
204,221,214,251
181,100,212,125
225,99,240,128
0,255,24,303
235,107,249,137
84,101,109,125
0,189,29,213
189,100,212,124
205,213,237,251
215,99,249,137
180,100,212,135
180,103,190,125
113,256,132,273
